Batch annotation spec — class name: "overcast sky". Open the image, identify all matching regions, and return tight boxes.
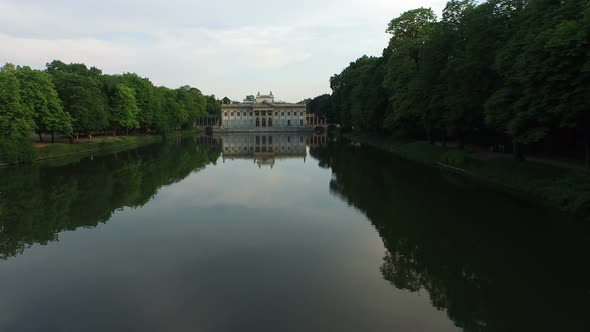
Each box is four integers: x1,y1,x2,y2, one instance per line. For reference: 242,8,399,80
1,0,447,102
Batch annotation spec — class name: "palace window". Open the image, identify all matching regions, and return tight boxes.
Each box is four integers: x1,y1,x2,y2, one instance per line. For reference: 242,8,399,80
224,112,227,116
275,112,278,116
300,112,304,116
250,112,253,116
268,117,273,127
287,112,291,116
255,111,260,116
300,119,303,126
237,112,240,116
231,112,234,116
281,112,284,116
287,120,291,126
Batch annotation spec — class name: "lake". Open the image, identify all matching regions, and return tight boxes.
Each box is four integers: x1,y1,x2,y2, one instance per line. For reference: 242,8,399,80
0,133,589,331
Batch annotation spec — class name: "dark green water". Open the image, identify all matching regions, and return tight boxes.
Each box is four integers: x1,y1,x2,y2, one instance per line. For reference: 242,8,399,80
0,133,589,332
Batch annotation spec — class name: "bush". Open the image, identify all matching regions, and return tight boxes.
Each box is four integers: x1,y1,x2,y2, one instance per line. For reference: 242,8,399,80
0,136,36,165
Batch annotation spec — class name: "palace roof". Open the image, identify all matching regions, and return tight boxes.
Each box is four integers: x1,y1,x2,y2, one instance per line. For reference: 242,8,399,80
222,100,305,109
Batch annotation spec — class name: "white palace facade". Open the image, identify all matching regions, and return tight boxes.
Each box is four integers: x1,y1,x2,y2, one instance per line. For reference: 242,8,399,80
219,92,325,131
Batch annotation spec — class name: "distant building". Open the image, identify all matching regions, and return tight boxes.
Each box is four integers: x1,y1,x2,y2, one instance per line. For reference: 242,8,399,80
220,92,315,131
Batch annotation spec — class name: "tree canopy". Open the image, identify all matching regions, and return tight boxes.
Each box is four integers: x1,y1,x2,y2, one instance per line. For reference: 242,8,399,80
0,60,220,164
311,0,590,164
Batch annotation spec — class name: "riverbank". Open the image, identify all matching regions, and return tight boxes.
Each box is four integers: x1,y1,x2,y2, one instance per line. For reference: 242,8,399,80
344,132,590,221
0,129,201,167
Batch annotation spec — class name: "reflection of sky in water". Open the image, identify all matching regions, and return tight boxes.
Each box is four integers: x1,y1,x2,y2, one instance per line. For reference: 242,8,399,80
0,141,458,332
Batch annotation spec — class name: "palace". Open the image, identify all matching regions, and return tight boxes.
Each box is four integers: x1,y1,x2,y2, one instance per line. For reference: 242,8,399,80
220,92,323,131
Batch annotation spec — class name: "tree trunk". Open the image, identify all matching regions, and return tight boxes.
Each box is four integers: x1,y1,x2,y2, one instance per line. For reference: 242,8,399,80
38,132,43,142
513,139,525,161
75,133,79,143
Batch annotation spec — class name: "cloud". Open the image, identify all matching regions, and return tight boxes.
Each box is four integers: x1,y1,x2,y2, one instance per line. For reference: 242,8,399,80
0,0,448,101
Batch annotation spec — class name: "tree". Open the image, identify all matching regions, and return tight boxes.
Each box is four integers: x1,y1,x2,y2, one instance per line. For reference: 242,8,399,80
47,60,108,139
307,94,337,123
383,8,437,136
121,73,158,132
0,64,36,164
177,86,207,128
16,66,72,142
111,83,140,135
205,95,221,114
222,96,231,104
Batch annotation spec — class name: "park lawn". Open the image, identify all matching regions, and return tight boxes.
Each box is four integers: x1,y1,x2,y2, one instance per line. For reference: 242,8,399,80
36,129,201,161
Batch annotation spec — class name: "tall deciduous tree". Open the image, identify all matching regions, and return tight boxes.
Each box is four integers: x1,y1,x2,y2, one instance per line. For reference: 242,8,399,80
16,66,72,142
0,64,36,164
111,83,140,135
47,60,108,139
383,8,437,135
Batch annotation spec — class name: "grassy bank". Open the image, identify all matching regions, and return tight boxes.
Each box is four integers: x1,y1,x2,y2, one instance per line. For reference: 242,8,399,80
345,132,590,220
33,129,201,162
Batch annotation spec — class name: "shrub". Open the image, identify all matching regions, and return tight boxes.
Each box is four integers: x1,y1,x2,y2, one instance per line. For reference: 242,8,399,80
0,136,36,165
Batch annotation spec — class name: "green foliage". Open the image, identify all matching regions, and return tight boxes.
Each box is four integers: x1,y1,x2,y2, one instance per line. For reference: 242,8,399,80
15,66,73,138
0,64,36,164
48,61,109,134
307,94,337,123
111,83,140,133
120,73,158,131
315,0,590,163
1,58,216,164
205,95,221,114
0,136,37,165
330,56,389,131
177,85,207,128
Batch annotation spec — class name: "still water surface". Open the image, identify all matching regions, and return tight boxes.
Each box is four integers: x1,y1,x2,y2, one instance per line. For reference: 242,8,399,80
0,133,589,331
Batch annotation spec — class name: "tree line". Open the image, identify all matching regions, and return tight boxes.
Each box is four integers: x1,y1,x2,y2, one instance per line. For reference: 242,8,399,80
0,60,223,164
308,0,590,164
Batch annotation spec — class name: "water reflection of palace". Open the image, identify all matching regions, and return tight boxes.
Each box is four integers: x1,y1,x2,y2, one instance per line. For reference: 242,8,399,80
218,133,328,168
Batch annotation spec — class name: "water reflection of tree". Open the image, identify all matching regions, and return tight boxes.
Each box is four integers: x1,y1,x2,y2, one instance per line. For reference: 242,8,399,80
0,137,221,259
310,141,590,331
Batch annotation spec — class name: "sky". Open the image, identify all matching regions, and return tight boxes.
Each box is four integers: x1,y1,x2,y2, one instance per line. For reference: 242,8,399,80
0,0,448,102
